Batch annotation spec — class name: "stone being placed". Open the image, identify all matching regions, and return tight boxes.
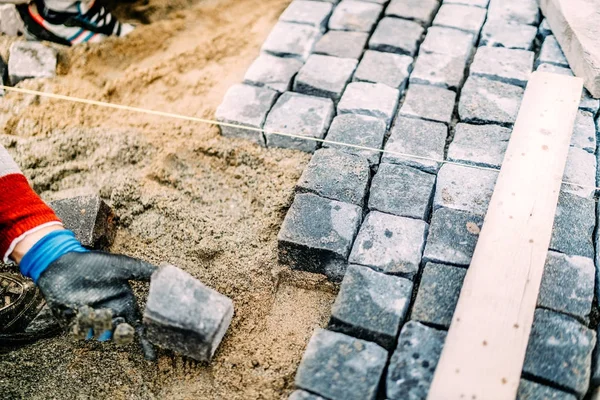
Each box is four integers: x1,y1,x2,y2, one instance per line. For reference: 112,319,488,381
288,390,326,400
329,265,413,349
563,146,596,198
420,26,474,60
422,207,483,266
278,193,362,281
469,46,534,88
550,191,595,259
0,4,24,36
353,50,413,89
480,20,537,50
261,21,322,60
382,117,447,174
459,76,524,125
517,380,577,400
349,211,429,278
486,0,540,26
216,84,278,146
296,148,370,206
337,82,399,128
264,92,334,152
295,328,387,400
368,17,424,56
447,123,511,169
369,163,436,220
444,0,489,7
313,30,369,59
409,52,468,91
411,263,466,329
8,41,57,85
293,54,357,100
523,309,596,398
538,35,569,69
385,0,439,25
571,110,596,153
328,0,383,32
279,0,334,31
386,321,446,400
144,264,234,362
432,4,487,35
323,114,386,167
399,84,456,125
243,53,303,93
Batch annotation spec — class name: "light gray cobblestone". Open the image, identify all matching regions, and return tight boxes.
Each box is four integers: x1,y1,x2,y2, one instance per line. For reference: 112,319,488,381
328,0,383,32
409,52,468,91
353,50,412,89
368,17,424,56
572,110,596,153
243,53,303,93
432,4,487,35
399,84,456,125
487,0,540,26
280,0,334,31
459,76,524,125
563,146,596,198
262,22,322,61
480,20,537,50
447,123,511,169
538,35,569,69
469,46,534,88
313,30,369,59
420,26,474,60
337,82,399,128
8,42,57,85
385,0,439,25
294,54,357,100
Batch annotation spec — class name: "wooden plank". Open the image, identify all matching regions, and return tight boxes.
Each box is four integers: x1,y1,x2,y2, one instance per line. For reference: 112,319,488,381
427,71,583,400
540,0,600,98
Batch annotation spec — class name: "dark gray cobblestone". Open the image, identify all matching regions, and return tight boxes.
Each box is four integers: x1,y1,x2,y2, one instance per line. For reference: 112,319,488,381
517,380,577,400
459,76,524,125
337,82,399,128
409,52,468,91
368,17,424,56
279,0,334,31
385,0,440,25
550,192,595,259
243,53,303,93
353,50,413,89
261,21,322,60
432,4,487,35
313,30,369,59
399,84,456,125
328,0,383,32
447,123,511,169
420,26,474,60
294,54,357,100
480,20,537,50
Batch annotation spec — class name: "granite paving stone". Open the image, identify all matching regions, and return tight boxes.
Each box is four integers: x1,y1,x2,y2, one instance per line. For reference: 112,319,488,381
572,109,596,153
323,114,386,167
537,18,552,41
262,21,322,61
487,0,540,26
313,30,369,59
563,146,596,198
523,309,596,398
399,84,456,125
288,391,326,400
353,50,412,89
550,191,595,259
409,52,468,91
328,0,383,32
280,0,334,31
369,163,436,220
447,123,511,169
386,321,447,400
422,207,483,266
432,4,487,35
538,35,569,69
517,380,577,400
349,211,429,279
295,328,387,400
382,117,447,174
8,41,57,85
470,46,534,88
216,83,279,146
420,26,474,60
444,0,489,8
264,92,334,152
480,20,537,50
329,264,413,349
294,54,357,100
278,193,362,281
337,82,399,128
296,148,370,206
385,0,440,25
411,263,466,329
368,17,424,56
459,76,524,125
243,53,304,93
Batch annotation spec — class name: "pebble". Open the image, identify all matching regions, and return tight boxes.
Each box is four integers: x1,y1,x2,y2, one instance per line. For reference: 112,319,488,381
399,84,456,125
447,123,511,169
294,54,357,100
313,30,369,59
328,0,383,32
261,21,322,61
279,0,334,31
353,50,413,89
8,41,57,85
337,82,399,128
480,20,537,50
469,46,534,88
409,52,468,91
432,4,487,35
243,53,304,93
368,17,424,56
459,76,524,126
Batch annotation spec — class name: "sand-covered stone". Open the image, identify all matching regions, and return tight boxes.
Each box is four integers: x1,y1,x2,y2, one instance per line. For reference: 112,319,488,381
337,82,399,128
279,0,334,31
368,17,423,56
470,46,534,88
385,0,439,25
459,76,524,125
399,84,456,125
480,20,537,50
447,123,511,169
243,53,303,93
328,0,383,32
294,54,357,100
420,26,474,60
409,52,468,91
353,50,413,89
313,30,369,59
8,41,57,85
432,4,487,35
261,21,322,60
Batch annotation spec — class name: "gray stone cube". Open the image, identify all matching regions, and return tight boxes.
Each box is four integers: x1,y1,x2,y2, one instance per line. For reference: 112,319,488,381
329,264,413,349
447,123,511,169
399,84,456,125
444,0,489,7
538,35,569,69
368,17,424,56
337,82,400,128
264,92,334,152
289,390,326,400
280,0,334,31
480,20,537,50
432,4,487,35
294,54,357,100
353,50,413,89
278,193,362,281
459,76,524,125
572,110,596,153
517,380,577,400
385,0,440,25
487,0,540,26
8,41,57,85
409,52,468,91
349,211,429,279
313,30,369,59
420,26,475,60
581,89,599,114
243,53,304,93
295,328,387,400
563,146,596,198
328,0,383,32
537,18,552,41
470,46,534,88
262,21,322,61
144,264,234,362
551,191,595,259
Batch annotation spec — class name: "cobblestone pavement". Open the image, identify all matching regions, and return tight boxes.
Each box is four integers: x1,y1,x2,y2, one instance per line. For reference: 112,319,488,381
217,0,600,398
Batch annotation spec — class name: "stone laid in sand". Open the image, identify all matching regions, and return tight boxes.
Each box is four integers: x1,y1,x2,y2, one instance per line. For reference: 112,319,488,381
486,0,540,26
349,211,429,278
537,35,569,69
432,4,487,35
337,82,399,128
279,0,334,31
353,50,413,89
0,4,24,36
409,52,468,91
216,84,278,146
444,0,489,8
571,110,596,153
243,53,304,93
517,380,577,400
563,146,596,198
288,390,326,400
329,264,413,349
422,207,483,266
480,20,537,50
278,193,362,281
469,46,534,88
8,41,57,85
313,30,369,59
368,163,436,220
550,191,595,259
296,148,370,207
328,0,383,32
50,195,116,250
399,84,456,125
294,54,357,100
459,76,524,125
261,21,322,61
264,92,334,152
386,321,447,400
295,328,387,400
385,0,439,25
144,264,234,362
368,17,424,56
420,26,474,60
447,123,511,169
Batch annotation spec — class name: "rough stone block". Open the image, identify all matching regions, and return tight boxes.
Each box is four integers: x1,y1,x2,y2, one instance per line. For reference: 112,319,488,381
411,262,466,329
523,309,596,398
278,193,362,281
50,195,116,250
313,30,369,59
538,18,552,41
328,0,383,32
420,26,475,60
264,92,334,152
409,52,468,91
349,211,429,278
480,20,537,50
144,264,234,362
368,17,424,56
8,42,57,85
487,0,540,26
385,0,440,25
517,380,577,400
447,123,511,169
0,4,24,36
386,321,446,400
382,117,447,174
294,54,357,100
261,21,322,61
550,191,595,259
581,89,599,114
369,163,436,220
296,148,370,206
216,84,278,146
288,390,326,400
323,114,386,167
444,0,489,7
563,146,596,198
399,84,456,125
572,110,596,153
295,328,387,400
329,265,413,349
353,50,412,89
243,53,303,93
422,207,483,266
280,0,334,31
337,82,399,128
459,76,524,125
470,46,534,88
538,35,569,69
432,4,487,35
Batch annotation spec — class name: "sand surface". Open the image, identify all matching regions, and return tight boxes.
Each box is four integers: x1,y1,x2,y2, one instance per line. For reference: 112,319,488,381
0,0,337,398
